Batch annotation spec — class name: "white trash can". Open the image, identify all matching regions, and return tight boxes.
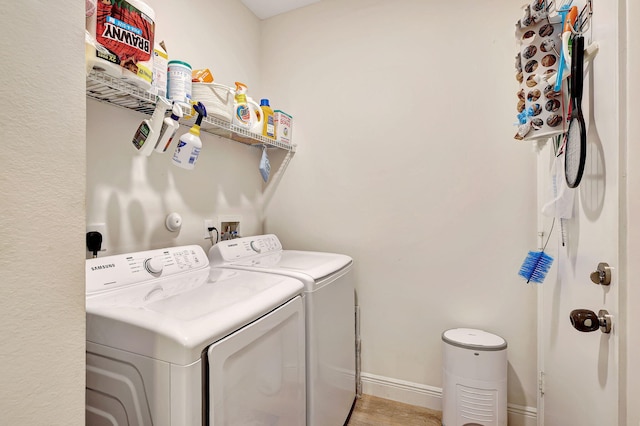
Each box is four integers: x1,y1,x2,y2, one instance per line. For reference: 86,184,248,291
441,328,507,426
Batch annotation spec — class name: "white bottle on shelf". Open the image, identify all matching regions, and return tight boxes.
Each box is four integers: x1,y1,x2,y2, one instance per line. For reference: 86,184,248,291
172,102,207,170
131,97,171,156
154,103,183,153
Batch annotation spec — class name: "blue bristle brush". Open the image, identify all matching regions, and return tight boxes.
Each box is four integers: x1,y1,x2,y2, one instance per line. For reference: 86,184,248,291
519,251,554,283
518,219,555,284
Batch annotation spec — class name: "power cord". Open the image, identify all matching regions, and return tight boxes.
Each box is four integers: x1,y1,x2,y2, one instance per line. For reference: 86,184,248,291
206,226,219,247
86,231,103,258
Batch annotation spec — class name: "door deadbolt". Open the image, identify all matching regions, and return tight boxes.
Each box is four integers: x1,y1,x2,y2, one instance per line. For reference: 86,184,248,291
590,262,611,286
570,309,612,334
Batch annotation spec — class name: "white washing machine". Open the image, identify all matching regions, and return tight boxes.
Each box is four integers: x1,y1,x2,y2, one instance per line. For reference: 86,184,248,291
208,234,356,426
85,244,306,426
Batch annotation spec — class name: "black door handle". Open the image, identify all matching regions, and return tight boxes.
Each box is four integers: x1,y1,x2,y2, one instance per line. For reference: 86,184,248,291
569,309,612,334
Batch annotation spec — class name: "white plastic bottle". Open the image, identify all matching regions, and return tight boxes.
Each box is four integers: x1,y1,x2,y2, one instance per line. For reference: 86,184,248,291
132,97,171,156
150,42,168,97
232,82,251,129
172,102,207,170
154,103,183,153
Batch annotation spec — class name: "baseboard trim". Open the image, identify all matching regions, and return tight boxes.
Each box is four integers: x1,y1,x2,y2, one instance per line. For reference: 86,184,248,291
361,372,443,409
507,403,538,419
360,372,537,426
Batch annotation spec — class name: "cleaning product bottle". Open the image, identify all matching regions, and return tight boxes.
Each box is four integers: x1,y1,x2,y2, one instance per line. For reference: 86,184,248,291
233,82,252,129
172,102,207,170
248,96,264,134
260,99,276,139
150,41,168,97
154,103,184,153
132,97,171,156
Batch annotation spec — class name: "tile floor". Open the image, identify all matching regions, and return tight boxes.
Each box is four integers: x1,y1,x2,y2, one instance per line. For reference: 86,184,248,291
346,394,442,426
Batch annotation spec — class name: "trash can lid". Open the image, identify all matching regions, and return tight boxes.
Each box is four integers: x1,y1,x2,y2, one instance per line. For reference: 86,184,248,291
442,328,507,351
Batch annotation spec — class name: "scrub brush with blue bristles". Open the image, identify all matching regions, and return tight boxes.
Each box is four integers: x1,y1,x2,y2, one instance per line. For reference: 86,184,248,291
518,219,555,284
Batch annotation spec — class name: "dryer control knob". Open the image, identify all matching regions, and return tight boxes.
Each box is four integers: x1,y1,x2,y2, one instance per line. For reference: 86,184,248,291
144,257,164,275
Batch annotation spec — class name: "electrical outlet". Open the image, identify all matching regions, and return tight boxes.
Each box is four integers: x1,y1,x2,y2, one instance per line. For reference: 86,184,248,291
219,216,241,241
203,219,217,241
86,223,108,254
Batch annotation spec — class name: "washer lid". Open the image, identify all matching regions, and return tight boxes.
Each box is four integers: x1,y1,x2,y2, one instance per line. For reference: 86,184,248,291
208,235,353,281
442,328,507,351
87,267,303,365
232,250,352,281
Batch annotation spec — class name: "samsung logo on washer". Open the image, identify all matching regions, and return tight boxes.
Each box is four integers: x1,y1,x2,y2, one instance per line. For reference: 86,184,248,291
91,263,116,271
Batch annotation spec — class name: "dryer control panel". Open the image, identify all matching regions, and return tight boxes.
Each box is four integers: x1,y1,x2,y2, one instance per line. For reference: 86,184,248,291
86,245,209,294
209,234,282,263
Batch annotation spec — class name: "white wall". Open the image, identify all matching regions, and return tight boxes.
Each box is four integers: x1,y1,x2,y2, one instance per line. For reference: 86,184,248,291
0,2,86,425
260,0,539,412
86,0,267,255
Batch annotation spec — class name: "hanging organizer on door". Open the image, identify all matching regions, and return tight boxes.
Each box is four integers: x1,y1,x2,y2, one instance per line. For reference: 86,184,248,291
513,0,595,142
514,1,568,141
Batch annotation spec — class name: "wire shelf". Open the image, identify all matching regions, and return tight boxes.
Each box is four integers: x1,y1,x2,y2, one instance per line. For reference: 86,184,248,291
86,69,296,152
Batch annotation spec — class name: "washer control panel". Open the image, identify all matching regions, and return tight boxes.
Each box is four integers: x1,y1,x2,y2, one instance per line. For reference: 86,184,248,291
209,234,282,262
86,245,208,294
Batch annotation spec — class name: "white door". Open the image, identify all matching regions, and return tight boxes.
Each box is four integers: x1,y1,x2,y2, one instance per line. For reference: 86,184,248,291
537,2,620,424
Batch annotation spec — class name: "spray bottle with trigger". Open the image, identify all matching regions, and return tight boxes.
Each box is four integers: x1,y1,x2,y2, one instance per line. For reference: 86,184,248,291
154,102,184,153
132,97,171,156
172,102,207,170
233,82,251,129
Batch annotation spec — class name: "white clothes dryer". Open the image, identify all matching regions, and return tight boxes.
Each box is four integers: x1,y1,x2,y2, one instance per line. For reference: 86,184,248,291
208,234,356,426
85,245,306,426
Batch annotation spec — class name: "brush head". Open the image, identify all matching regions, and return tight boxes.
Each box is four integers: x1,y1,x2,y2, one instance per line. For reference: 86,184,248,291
518,250,554,284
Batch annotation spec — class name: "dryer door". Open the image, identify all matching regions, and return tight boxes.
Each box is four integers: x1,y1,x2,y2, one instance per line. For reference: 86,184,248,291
206,296,306,425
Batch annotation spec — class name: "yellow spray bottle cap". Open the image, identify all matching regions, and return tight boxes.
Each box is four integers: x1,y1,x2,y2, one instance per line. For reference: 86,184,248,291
234,82,248,102
189,102,207,137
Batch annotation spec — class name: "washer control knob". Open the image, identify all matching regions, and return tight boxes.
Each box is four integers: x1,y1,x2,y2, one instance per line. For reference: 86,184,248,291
144,257,164,275
250,240,261,253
